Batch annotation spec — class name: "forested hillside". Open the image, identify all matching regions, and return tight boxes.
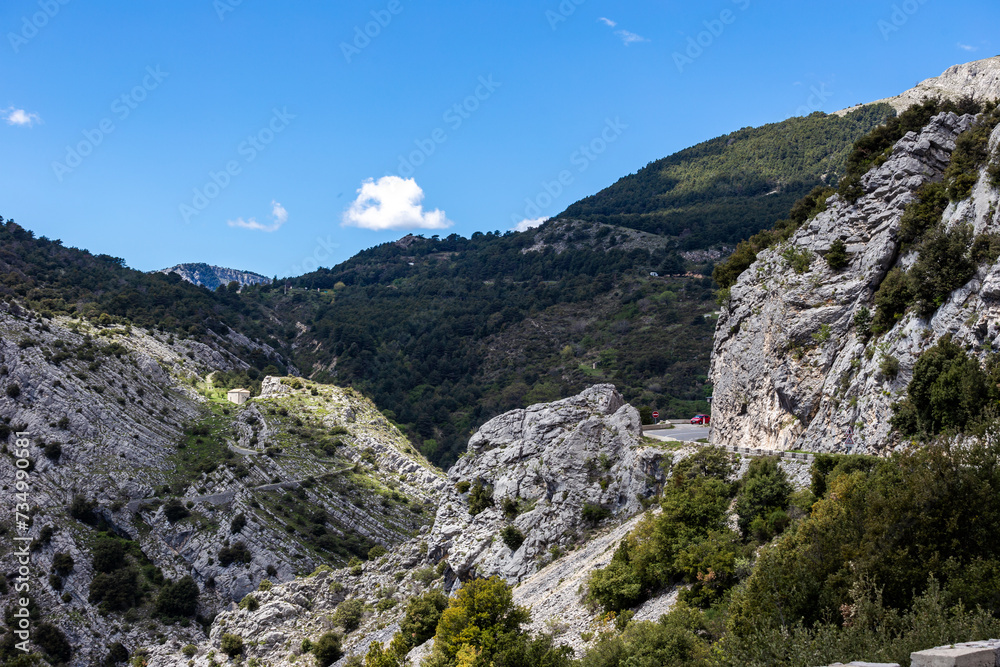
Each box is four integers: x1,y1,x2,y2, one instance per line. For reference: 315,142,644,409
280,221,716,465
557,105,895,248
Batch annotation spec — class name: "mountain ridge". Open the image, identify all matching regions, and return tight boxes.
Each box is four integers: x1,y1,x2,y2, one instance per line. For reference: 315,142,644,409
156,263,272,291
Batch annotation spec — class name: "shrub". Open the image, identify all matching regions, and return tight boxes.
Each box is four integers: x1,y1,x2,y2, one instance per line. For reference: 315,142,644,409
5,384,20,399
853,307,872,339
971,232,1000,265
909,224,976,317
735,457,792,540
163,499,189,523
230,513,247,534
258,579,272,592
880,354,901,380
238,594,259,612
501,496,520,519
825,239,849,270
899,181,949,246
890,335,995,436
88,567,139,611
92,536,126,574
220,633,243,658
582,503,611,525
331,598,365,632
34,622,72,664
455,481,471,494
368,545,387,560
468,480,494,516
218,542,252,567
105,642,129,665
782,246,813,274
500,525,525,551
52,552,74,576
181,644,197,658
312,632,343,667
871,268,913,334
155,575,200,620
413,566,436,586
398,589,449,653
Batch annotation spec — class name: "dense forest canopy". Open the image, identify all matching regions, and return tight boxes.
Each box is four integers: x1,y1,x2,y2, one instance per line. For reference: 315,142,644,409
557,105,895,248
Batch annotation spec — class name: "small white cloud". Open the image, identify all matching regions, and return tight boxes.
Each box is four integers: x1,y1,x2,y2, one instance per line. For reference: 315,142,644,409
598,17,617,27
957,43,978,51
342,176,452,231
228,200,288,232
512,217,550,233
4,107,41,127
616,29,648,46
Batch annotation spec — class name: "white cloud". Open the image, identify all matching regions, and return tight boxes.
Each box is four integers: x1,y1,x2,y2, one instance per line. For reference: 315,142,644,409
957,43,978,51
228,200,288,232
512,217,549,233
4,107,41,127
616,29,648,46
342,176,452,231
598,17,617,27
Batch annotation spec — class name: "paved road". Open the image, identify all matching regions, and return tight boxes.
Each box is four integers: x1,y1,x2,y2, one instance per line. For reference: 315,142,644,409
645,424,712,443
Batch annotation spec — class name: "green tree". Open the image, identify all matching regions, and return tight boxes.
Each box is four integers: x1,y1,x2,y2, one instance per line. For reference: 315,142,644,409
824,239,849,270
313,632,344,666
735,457,792,540
432,576,531,663
891,335,995,436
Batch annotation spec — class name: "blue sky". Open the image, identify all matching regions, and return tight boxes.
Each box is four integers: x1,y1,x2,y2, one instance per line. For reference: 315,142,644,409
0,0,997,278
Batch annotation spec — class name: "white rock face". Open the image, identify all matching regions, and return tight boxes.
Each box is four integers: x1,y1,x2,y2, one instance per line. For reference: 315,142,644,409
428,384,667,584
712,112,1000,454
153,385,670,666
839,55,1000,115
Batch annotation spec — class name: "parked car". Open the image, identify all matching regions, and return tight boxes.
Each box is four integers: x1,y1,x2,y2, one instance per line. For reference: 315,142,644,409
690,414,711,425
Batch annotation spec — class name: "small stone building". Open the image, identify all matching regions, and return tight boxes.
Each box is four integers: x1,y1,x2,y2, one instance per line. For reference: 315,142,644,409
227,388,251,405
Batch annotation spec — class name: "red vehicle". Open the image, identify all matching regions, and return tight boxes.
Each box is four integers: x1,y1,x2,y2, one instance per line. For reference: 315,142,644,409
690,414,711,425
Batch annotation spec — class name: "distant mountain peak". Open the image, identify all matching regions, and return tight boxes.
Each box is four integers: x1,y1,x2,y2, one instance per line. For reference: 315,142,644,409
155,262,271,291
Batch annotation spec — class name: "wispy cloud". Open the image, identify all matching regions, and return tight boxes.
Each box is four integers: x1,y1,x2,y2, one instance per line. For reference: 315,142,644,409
511,217,549,233
597,18,648,46
342,176,452,231
228,200,288,232
616,29,648,46
4,107,41,127
957,42,978,52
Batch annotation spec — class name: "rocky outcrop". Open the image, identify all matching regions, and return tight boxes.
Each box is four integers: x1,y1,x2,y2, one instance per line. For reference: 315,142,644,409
156,263,271,290
151,385,669,666
428,384,667,584
839,56,1000,115
711,111,999,454
0,308,441,666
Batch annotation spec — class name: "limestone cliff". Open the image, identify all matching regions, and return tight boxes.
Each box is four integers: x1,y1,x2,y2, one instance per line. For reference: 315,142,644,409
711,111,1000,453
